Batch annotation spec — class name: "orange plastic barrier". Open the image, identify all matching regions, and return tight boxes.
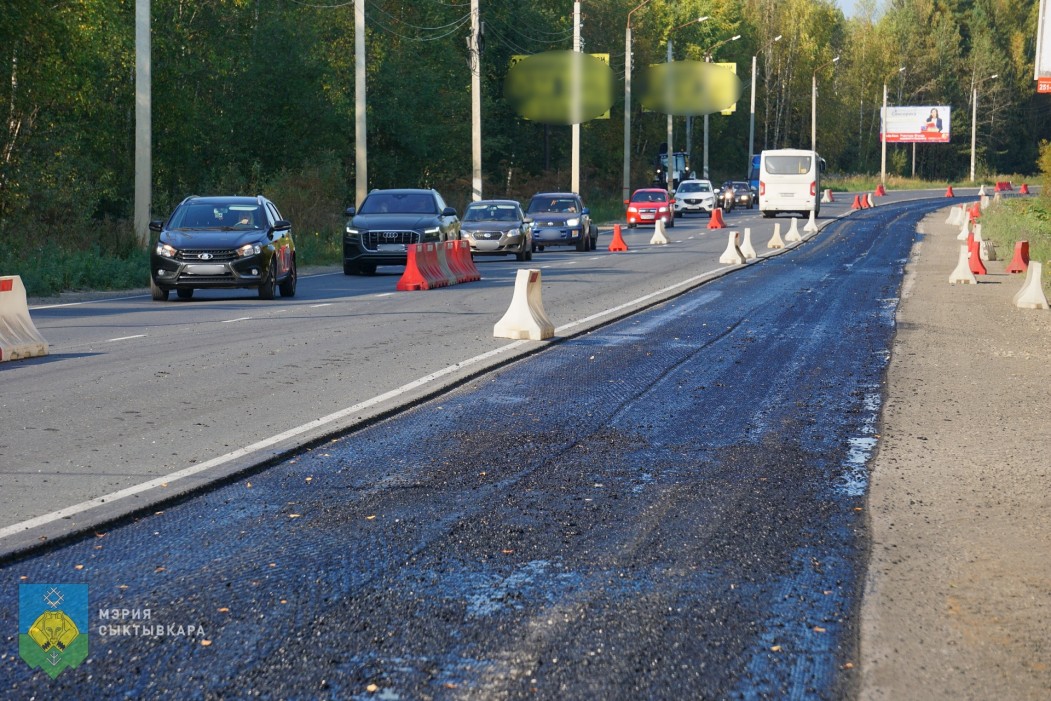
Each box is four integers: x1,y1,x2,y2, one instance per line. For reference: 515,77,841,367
850,195,862,210
608,224,629,252
968,238,987,275
875,183,886,196
945,186,955,197
1006,240,1030,274
707,207,726,230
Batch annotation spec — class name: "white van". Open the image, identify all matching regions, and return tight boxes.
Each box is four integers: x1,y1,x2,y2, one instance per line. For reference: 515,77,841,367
758,149,825,218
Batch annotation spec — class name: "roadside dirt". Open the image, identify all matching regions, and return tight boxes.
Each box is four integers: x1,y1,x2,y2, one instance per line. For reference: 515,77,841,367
860,206,1051,699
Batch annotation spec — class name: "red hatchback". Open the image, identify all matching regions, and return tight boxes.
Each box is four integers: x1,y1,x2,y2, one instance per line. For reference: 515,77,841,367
625,188,675,228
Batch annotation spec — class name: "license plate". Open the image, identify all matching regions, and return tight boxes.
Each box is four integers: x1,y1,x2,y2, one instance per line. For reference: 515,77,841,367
184,264,226,275
377,243,406,252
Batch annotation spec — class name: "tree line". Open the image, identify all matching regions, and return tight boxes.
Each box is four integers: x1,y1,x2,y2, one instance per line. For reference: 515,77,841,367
1,0,1046,249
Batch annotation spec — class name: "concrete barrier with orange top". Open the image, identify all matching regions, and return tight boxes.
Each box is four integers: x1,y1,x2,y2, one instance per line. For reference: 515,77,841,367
0,275,49,362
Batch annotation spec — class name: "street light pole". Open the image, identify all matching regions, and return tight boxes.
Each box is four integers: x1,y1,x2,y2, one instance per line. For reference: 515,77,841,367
663,17,709,195
624,1,658,204
354,0,367,207
702,33,741,180
811,55,840,152
880,66,906,186
970,73,998,182
748,35,781,175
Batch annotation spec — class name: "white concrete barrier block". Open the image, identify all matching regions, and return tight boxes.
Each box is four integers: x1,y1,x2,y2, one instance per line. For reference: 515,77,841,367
785,217,802,243
945,206,961,226
494,269,555,340
980,194,990,211
0,275,49,362
1014,261,1049,309
719,231,747,265
948,245,977,285
978,184,986,196
740,227,757,260
956,218,970,241
803,210,818,233
650,218,669,245
865,193,875,208
767,222,785,249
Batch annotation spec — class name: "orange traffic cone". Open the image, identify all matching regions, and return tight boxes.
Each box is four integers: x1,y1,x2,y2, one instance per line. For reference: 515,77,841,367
875,183,886,196
850,195,862,210
859,194,870,209
1020,183,1030,195
945,185,955,197
707,207,727,230
608,224,629,252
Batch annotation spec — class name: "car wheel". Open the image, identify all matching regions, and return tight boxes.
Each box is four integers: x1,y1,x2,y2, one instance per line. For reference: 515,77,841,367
176,287,194,300
361,262,377,275
516,243,529,262
525,247,533,261
576,234,587,252
667,217,675,228
627,222,636,229
259,261,277,300
150,277,169,301
279,258,297,297
343,261,360,276
674,210,681,218
762,211,773,218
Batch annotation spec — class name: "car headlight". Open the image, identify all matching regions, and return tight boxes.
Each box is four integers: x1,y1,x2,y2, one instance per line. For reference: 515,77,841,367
565,217,580,227
155,242,176,258
658,206,668,212
237,242,263,257
345,227,359,236
424,227,440,235
506,228,521,236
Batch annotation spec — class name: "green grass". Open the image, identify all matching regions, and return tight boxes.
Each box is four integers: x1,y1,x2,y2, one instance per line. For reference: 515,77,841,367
978,196,1051,293
824,174,1038,193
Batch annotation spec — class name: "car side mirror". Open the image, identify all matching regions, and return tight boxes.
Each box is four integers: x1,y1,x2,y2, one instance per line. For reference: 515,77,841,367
442,206,457,217
582,207,590,215
344,207,356,217
272,220,291,232
148,220,163,233
623,200,630,205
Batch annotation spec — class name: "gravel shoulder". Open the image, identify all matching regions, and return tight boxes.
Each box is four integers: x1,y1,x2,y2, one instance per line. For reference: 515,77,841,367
860,207,1051,699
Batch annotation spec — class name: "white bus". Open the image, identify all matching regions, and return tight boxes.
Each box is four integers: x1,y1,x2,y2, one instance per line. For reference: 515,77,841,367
758,149,825,218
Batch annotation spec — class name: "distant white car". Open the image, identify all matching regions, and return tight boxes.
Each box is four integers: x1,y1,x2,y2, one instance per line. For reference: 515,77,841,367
673,179,717,216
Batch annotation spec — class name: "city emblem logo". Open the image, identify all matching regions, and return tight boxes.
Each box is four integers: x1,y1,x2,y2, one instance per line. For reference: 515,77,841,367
19,583,89,679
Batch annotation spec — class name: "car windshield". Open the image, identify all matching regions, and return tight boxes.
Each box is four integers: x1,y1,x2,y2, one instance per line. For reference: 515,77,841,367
359,192,438,215
631,191,666,203
170,203,263,229
677,182,710,194
464,204,520,222
527,197,579,214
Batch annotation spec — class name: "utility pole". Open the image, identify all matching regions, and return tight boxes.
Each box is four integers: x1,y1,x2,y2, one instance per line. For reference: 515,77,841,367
134,0,150,248
571,1,581,194
355,0,367,208
470,0,482,200
666,38,673,196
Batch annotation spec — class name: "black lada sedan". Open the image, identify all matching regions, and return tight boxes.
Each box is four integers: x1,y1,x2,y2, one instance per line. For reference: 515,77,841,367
343,188,460,275
149,195,296,301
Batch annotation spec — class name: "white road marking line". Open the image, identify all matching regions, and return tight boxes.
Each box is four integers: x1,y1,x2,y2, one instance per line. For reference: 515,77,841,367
311,303,333,308
375,292,395,298
221,317,252,323
31,294,148,310
107,334,147,343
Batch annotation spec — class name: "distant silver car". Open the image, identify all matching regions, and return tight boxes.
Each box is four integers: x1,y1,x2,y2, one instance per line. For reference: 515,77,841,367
673,179,717,216
460,200,533,261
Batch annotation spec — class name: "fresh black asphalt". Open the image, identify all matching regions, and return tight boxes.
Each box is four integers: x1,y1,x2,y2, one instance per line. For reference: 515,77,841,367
1,199,948,699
